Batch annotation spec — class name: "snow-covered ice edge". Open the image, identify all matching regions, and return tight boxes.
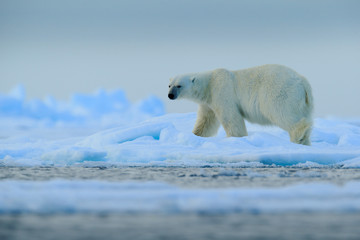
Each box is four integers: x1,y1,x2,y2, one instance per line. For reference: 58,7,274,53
1,86,360,167
1,113,360,167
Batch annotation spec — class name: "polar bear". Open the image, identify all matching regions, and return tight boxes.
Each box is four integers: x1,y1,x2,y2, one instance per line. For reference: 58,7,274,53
168,64,313,145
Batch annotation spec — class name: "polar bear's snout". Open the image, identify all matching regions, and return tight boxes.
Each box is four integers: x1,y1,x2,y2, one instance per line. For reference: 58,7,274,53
168,93,175,100
168,87,178,100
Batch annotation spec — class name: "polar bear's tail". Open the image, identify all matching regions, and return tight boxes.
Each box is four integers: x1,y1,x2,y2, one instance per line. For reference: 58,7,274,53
304,83,314,110
289,118,312,146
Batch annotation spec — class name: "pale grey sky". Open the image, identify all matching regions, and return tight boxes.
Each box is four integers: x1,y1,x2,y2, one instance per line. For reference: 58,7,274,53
1,0,359,117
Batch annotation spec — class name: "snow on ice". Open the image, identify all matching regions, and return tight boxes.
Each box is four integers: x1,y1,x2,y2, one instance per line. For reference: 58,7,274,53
0,85,360,167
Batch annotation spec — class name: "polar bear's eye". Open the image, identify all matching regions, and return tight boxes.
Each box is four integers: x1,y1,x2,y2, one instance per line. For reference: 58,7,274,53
177,85,182,88
168,85,171,88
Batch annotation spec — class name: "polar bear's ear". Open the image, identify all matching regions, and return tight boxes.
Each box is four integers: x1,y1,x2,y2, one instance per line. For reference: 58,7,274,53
190,77,196,83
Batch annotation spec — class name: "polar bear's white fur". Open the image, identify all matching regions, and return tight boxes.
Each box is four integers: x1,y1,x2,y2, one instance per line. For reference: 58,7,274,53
168,64,313,145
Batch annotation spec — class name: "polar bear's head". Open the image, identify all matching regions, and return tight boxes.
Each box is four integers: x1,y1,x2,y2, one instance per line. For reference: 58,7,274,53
168,74,196,100
168,71,212,103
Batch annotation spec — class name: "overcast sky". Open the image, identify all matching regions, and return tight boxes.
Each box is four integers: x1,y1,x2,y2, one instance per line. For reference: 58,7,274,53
1,0,359,117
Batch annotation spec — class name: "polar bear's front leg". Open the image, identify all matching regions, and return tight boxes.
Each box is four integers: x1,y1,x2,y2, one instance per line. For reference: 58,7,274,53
213,105,248,138
193,104,220,137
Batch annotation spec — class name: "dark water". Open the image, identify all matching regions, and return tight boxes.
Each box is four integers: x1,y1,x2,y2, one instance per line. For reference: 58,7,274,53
2,166,360,188
1,166,360,240
1,213,360,240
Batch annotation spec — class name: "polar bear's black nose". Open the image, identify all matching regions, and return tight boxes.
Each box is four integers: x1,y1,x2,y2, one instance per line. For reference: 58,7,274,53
168,93,175,100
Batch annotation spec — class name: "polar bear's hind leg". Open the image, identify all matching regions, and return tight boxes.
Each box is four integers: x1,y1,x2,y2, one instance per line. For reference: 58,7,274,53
289,118,312,146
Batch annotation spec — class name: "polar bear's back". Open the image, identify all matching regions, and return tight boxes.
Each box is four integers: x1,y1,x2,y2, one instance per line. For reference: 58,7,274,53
231,64,313,129
233,64,305,86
